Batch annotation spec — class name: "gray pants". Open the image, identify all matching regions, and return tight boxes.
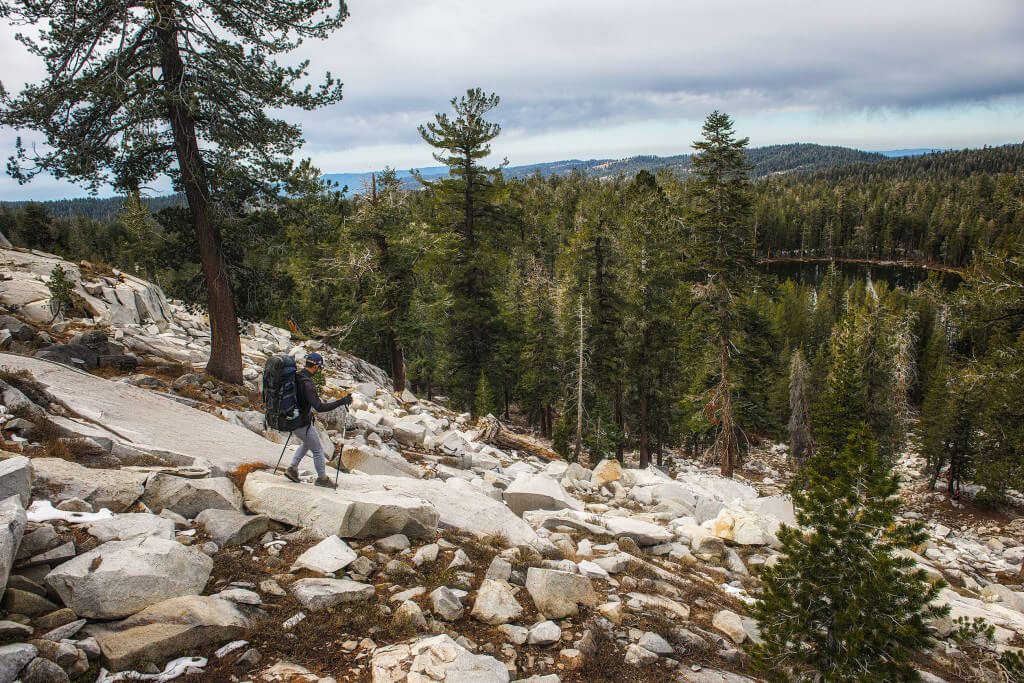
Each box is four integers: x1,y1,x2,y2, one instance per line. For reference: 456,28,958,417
289,424,326,478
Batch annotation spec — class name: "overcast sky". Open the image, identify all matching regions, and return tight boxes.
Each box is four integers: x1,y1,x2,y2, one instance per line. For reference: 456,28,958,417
1,0,1023,200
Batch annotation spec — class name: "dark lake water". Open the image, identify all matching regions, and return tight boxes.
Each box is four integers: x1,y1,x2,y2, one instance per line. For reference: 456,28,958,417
761,260,963,291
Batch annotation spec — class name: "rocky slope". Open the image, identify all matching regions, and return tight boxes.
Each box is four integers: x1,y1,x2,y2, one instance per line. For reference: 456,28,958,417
0,245,1021,683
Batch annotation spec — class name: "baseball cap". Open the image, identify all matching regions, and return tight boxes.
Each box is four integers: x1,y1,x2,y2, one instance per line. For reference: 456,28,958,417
306,352,324,366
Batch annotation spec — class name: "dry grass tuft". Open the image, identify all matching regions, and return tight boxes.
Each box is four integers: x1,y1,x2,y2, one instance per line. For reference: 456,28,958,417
228,462,268,491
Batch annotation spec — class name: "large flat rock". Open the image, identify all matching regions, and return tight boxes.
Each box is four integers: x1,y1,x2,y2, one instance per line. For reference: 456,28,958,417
31,458,147,512
0,354,284,473
503,472,584,517
46,536,213,619
92,595,250,671
243,471,439,539
331,472,555,553
0,495,27,602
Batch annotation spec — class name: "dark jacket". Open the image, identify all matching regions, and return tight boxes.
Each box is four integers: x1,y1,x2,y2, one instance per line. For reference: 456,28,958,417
296,369,352,426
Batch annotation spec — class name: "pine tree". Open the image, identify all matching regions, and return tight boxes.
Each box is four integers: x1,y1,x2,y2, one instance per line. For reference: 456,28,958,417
418,89,506,408
517,263,561,437
749,425,947,681
620,170,683,467
920,358,978,498
687,111,754,477
812,303,870,456
787,348,814,466
0,0,346,383
46,265,74,322
473,370,496,418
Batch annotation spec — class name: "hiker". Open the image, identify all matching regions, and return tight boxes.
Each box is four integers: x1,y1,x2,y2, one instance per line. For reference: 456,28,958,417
284,352,352,487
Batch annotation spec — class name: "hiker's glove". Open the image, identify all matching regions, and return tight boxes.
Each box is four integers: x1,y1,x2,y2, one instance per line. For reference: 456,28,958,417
340,393,353,407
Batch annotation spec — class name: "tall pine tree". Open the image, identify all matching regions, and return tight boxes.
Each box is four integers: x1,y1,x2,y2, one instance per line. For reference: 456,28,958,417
688,111,754,476
0,0,346,383
418,89,506,410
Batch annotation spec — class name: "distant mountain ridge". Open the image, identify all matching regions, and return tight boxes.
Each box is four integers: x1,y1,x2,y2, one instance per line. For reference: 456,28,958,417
0,142,977,216
326,143,888,192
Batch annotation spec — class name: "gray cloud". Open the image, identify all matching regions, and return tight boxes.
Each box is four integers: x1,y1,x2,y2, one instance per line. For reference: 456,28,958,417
280,0,1024,145
1,0,1022,198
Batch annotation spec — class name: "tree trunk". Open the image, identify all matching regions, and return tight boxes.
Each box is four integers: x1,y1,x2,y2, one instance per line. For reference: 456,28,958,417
639,392,650,469
574,295,584,464
154,2,242,384
387,328,406,392
479,415,559,461
614,378,624,462
719,327,737,478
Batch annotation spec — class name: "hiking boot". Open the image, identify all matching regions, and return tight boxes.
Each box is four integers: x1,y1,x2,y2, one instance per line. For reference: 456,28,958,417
314,475,336,489
284,465,300,483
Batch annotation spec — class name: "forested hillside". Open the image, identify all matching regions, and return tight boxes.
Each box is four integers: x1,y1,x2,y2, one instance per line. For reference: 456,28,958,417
754,144,1024,266
2,112,1021,504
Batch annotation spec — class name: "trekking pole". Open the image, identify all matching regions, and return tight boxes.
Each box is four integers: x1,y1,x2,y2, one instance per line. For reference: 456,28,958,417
273,432,292,475
333,406,348,490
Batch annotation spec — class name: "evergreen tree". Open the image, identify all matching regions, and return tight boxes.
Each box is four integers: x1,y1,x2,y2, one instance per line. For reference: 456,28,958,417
418,88,506,408
473,370,496,418
119,190,161,282
749,425,947,681
517,263,561,437
558,180,627,461
920,358,978,498
620,170,683,467
787,348,814,466
813,307,869,456
46,265,74,322
346,169,446,392
687,111,754,476
0,0,346,383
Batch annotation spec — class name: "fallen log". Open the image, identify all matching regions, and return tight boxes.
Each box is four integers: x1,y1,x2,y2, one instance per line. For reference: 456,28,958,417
478,415,560,461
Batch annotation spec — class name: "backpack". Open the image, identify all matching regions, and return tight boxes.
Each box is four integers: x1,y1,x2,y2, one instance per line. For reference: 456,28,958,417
262,354,304,431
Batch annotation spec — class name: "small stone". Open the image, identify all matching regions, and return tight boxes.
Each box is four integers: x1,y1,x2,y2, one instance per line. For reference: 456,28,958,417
236,648,261,668
39,618,87,641
2,588,58,617
448,549,472,569
56,498,93,513
290,578,375,611
393,600,427,629
485,556,512,582
624,643,658,665
282,612,306,630
291,535,357,575
216,588,262,605
638,631,673,655
712,609,746,644
349,555,377,578
390,586,425,603
376,534,410,553
259,579,287,597
498,624,529,645
597,601,624,625
471,579,523,625
429,586,465,622
0,619,33,639
559,647,585,670
77,637,100,660
527,620,562,646
412,543,439,567
20,657,70,683
30,609,77,631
